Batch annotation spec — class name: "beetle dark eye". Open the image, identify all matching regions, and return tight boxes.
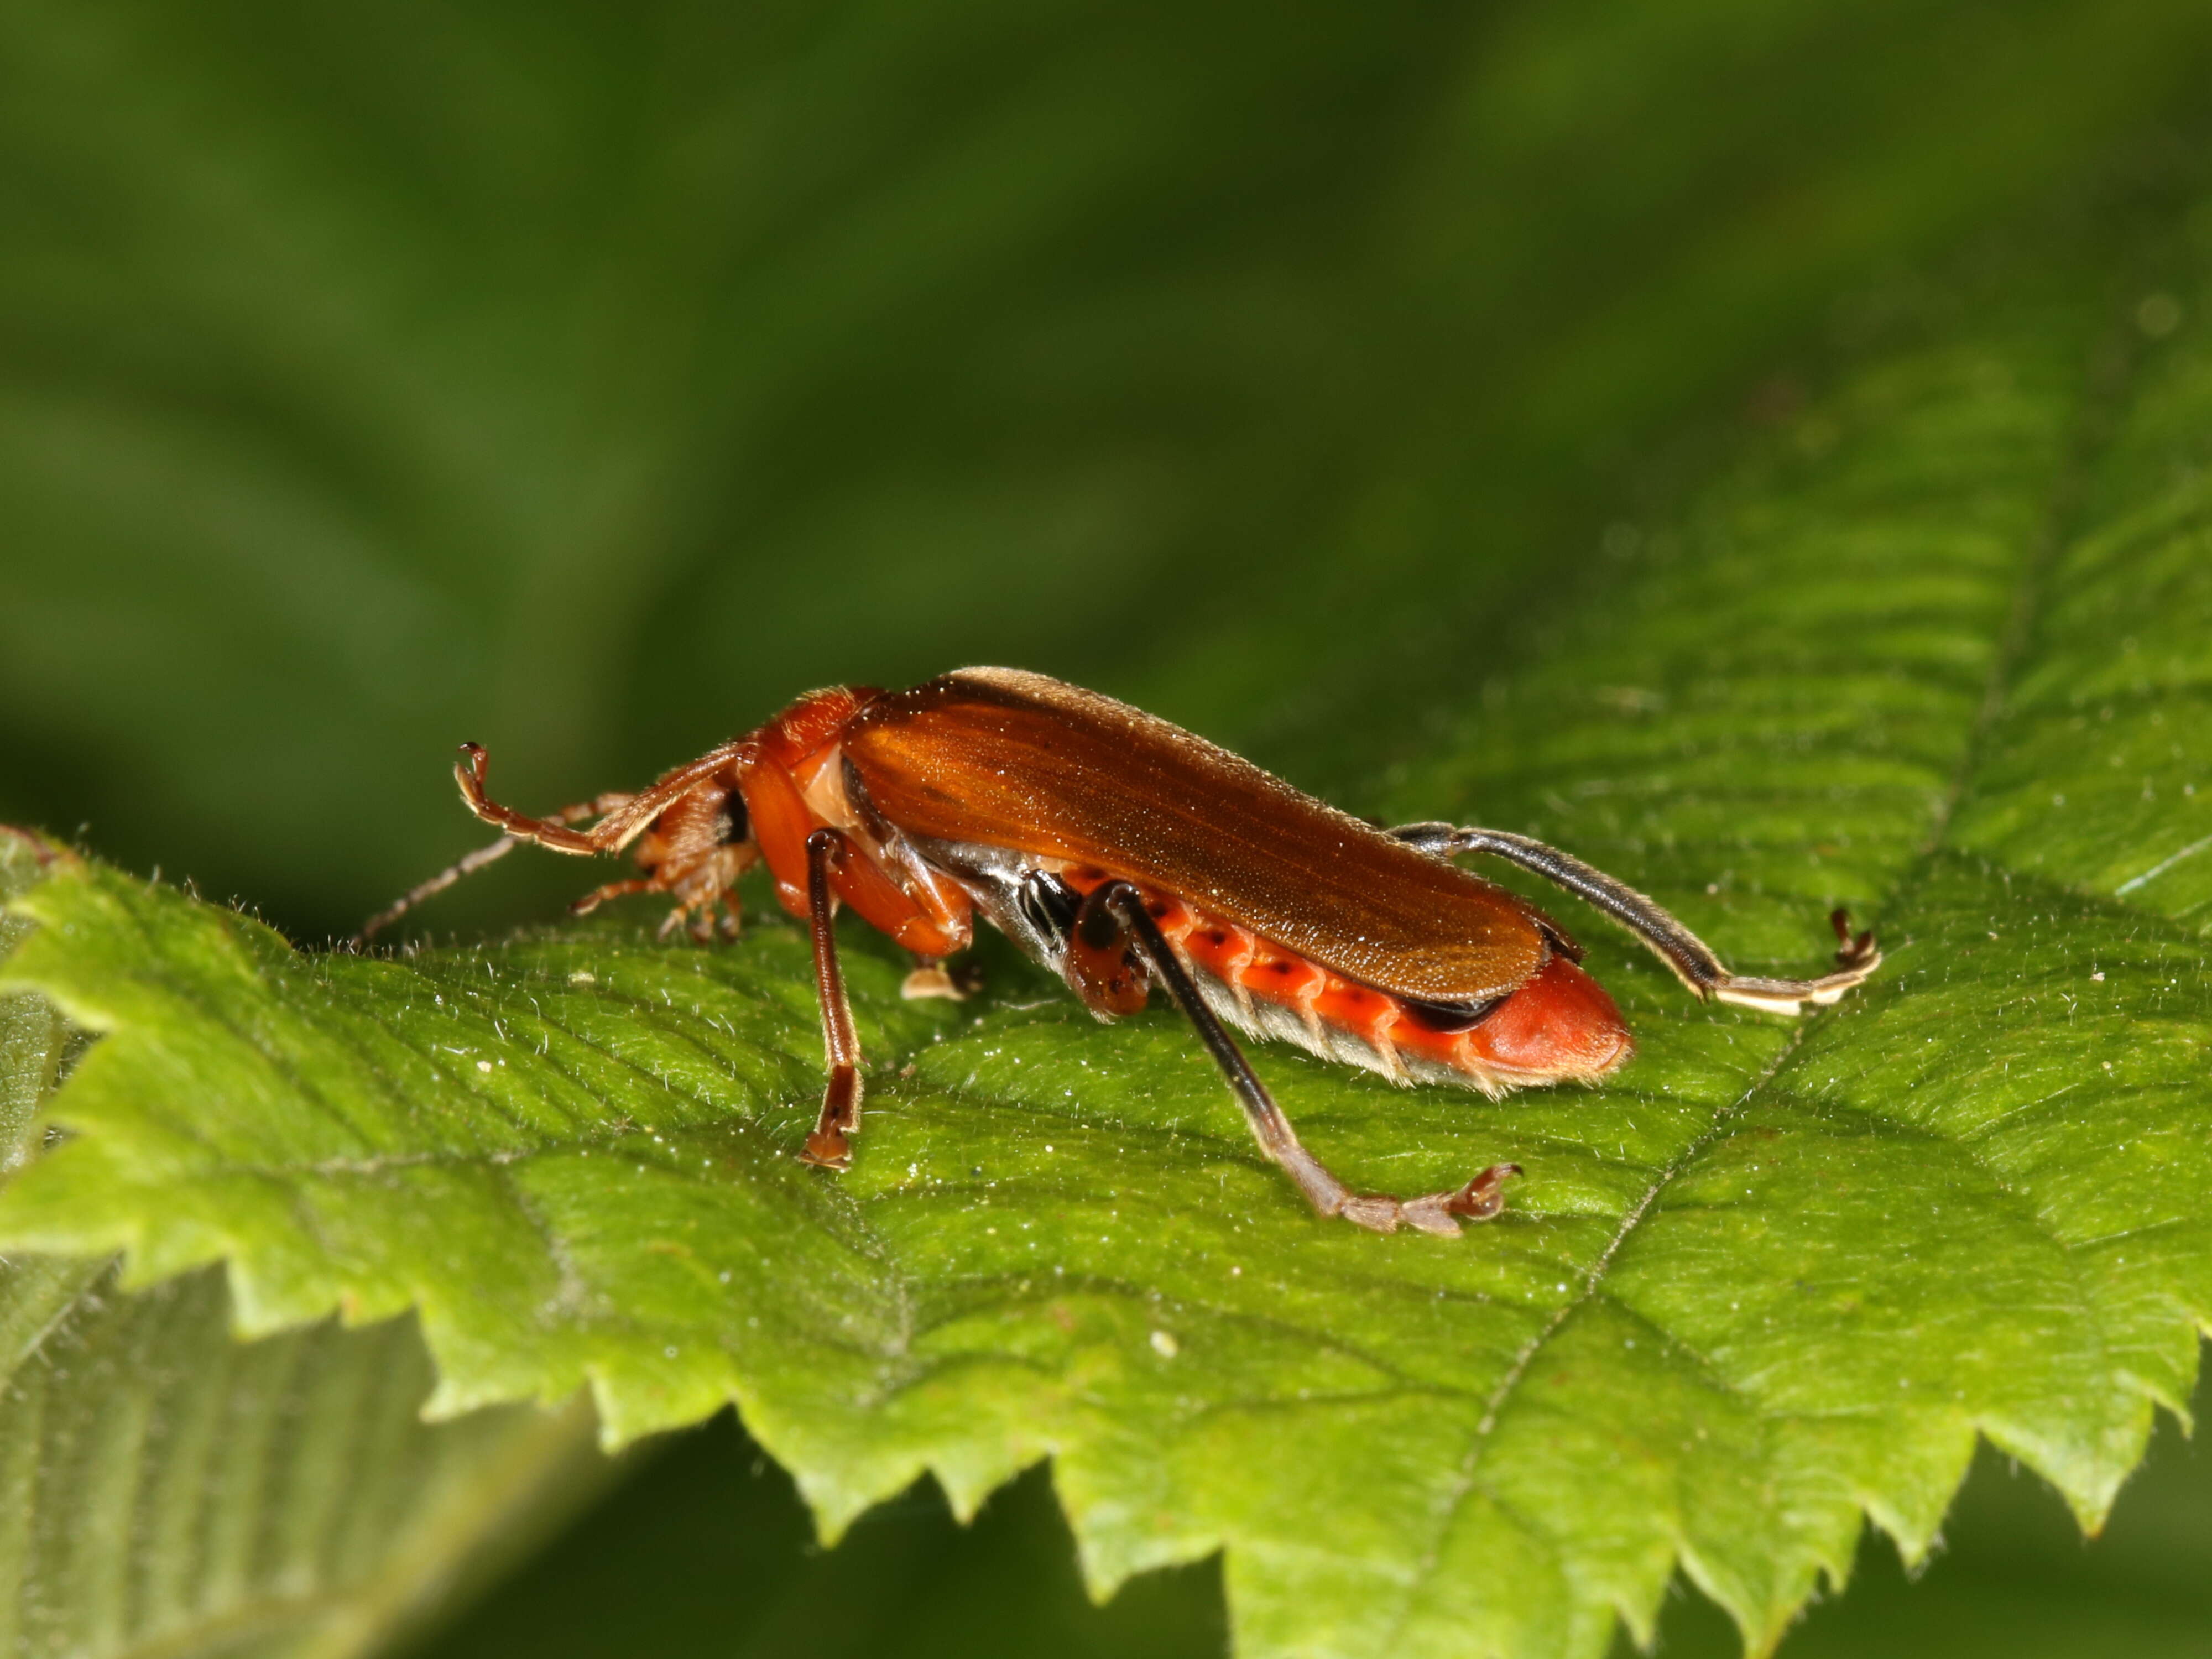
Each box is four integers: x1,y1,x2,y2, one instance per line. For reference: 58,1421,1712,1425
1017,872,1080,943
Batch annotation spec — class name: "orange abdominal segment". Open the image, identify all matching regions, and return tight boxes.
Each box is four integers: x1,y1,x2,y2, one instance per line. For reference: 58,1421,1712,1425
1060,868,1631,1088
1468,953,1635,1078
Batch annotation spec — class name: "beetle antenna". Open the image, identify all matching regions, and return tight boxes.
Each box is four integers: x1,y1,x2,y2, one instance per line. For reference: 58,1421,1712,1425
351,835,520,948
351,776,644,948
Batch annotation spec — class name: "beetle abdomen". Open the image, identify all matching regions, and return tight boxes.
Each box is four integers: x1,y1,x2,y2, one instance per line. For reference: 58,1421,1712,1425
1056,867,1631,1095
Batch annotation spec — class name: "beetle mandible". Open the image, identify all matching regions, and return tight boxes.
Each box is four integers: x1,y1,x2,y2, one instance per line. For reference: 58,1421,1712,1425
362,668,1880,1235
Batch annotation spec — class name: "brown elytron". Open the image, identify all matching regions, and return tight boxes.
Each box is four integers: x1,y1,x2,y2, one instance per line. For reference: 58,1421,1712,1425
843,669,1556,1003
361,668,1883,1237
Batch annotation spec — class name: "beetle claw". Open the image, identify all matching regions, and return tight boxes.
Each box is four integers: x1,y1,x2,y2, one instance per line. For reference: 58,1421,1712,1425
1443,1162,1522,1221
1829,907,1879,970
800,1061,863,1172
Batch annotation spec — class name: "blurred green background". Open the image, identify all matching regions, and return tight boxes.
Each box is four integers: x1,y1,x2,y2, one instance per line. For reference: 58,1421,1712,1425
7,1,2212,1653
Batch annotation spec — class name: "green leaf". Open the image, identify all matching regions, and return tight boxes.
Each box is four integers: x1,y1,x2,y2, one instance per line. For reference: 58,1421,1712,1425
7,108,2212,1659
0,834,617,1659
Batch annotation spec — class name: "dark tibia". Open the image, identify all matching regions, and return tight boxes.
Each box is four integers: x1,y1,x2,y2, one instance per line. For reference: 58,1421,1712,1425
1390,822,1881,1014
1098,882,1519,1237
799,828,865,1170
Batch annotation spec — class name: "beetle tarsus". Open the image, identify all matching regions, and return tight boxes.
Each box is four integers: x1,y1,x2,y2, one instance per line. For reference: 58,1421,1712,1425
1704,908,1882,1014
1337,1194,1409,1233
800,1065,861,1168
1333,1164,1521,1237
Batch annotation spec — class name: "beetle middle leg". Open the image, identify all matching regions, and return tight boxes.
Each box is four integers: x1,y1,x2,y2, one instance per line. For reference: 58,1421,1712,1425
797,827,867,1171
1093,881,1520,1236
1390,822,1880,1013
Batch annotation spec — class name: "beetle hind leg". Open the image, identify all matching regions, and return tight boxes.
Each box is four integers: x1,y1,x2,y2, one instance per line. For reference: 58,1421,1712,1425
1094,881,1521,1236
1391,823,1882,1015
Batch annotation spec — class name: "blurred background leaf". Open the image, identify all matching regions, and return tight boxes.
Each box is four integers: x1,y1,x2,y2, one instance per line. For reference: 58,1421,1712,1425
4,0,2211,940
416,1385,2212,1659
7,1,2212,1656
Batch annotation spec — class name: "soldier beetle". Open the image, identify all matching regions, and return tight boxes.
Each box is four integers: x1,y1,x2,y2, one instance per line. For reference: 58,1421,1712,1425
362,669,1879,1235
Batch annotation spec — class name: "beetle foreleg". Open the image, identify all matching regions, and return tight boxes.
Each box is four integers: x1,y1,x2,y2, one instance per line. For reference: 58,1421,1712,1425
1098,883,1520,1236
798,828,867,1171
455,740,749,858
1390,823,1881,1014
